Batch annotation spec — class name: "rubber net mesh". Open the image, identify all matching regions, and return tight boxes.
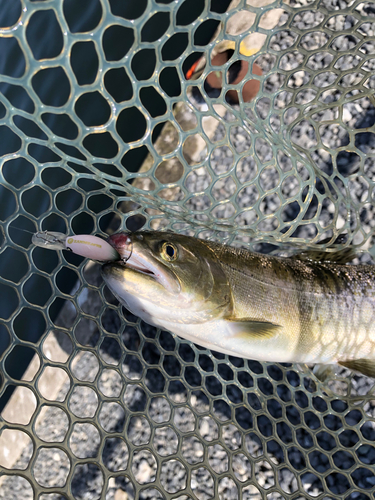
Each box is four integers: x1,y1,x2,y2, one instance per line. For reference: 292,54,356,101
1,0,375,498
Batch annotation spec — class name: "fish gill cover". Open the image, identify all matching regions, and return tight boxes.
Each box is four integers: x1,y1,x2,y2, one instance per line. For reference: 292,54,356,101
0,0,375,498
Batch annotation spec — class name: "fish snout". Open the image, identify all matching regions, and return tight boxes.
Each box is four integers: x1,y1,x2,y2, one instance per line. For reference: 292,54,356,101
107,233,132,261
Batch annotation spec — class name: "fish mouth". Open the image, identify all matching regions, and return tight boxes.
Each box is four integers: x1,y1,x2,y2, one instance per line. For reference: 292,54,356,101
105,232,180,294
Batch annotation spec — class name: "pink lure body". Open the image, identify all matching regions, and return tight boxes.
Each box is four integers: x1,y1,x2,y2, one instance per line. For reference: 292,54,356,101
65,235,120,261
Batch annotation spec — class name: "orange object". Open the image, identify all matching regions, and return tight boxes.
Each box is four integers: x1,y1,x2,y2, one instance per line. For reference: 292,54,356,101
186,59,201,80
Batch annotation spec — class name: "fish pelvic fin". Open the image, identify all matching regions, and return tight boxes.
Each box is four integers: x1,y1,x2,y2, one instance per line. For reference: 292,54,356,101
339,359,375,378
226,317,281,339
312,363,339,382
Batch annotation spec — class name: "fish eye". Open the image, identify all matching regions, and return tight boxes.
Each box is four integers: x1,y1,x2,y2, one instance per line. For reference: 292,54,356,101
161,242,178,262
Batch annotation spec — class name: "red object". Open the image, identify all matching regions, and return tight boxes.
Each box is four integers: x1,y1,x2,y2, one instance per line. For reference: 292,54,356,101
186,59,201,80
187,50,262,103
108,233,132,253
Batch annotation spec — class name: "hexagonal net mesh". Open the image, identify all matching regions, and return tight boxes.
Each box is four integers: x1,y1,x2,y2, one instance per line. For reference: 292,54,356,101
1,0,375,498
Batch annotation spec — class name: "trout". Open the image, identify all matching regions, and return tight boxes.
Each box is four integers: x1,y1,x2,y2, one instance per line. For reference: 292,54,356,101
101,231,375,378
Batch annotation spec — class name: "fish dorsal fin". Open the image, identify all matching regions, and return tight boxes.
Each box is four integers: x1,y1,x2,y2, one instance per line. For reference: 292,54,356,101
339,359,375,378
293,247,357,265
293,234,357,265
226,317,281,339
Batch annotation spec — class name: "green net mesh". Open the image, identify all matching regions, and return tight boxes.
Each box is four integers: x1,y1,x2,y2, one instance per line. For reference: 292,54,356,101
1,0,375,498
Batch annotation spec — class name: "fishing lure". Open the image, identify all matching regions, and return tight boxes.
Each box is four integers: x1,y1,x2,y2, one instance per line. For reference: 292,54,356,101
32,231,120,261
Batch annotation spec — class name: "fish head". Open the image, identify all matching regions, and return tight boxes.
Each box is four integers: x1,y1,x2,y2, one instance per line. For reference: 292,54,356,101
101,231,232,326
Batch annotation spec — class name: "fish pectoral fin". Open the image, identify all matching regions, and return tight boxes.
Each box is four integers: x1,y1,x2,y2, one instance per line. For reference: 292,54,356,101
226,317,281,339
339,359,375,378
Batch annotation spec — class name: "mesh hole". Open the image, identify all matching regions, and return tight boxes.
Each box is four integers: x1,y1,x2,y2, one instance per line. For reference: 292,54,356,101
162,32,189,61
71,463,104,499
32,67,70,107
63,0,102,33
218,476,238,498
42,113,79,141
75,91,111,127
0,0,21,28
174,406,195,432
191,466,214,499
70,41,98,86
102,437,129,472
0,37,25,78
104,68,133,103
106,476,135,498
22,186,50,217
0,428,33,469
117,107,147,143
98,369,122,397
199,416,218,441
2,385,37,424
87,193,113,214
56,266,80,295
42,330,72,363
141,11,170,42
71,351,99,382
23,274,53,307
35,405,69,443
108,0,147,20
127,416,151,445
140,86,167,118
13,115,48,140
0,247,29,283
131,49,156,81
132,450,157,485
0,476,33,498
122,326,141,352
124,384,147,412
26,9,63,60
3,157,35,188
14,307,46,342
38,366,70,402
69,385,99,418
145,368,166,393
160,459,187,493
83,131,119,158
176,0,205,26
99,337,121,365
0,82,34,113
0,125,21,156
159,67,181,96
153,426,178,456
102,25,134,61
70,423,101,459
5,345,39,382
28,144,61,163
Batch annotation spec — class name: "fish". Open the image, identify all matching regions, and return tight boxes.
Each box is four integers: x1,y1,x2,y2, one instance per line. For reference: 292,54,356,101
101,231,375,378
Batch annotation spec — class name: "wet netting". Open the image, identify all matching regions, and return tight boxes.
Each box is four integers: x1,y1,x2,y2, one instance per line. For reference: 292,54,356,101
1,0,375,498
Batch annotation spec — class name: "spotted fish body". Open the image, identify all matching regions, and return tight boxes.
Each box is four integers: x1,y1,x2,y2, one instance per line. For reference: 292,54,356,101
102,232,375,377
